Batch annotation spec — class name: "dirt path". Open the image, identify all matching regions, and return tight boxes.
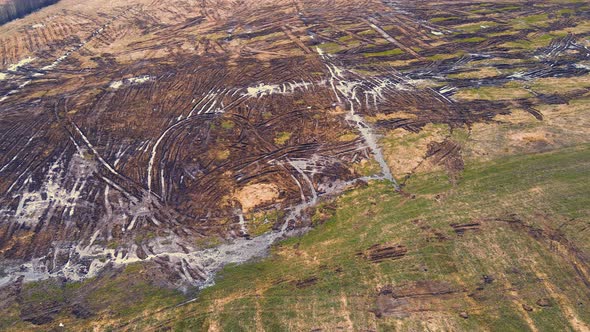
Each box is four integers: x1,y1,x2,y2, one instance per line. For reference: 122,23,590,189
536,270,590,332
339,292,355,330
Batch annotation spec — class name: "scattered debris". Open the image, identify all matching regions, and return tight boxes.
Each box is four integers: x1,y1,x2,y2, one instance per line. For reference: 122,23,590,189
537,298,553,307
450,222,481,235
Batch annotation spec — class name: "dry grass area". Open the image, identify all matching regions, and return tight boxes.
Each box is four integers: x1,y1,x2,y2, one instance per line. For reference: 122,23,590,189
463,94,590,163
234,183,281,213
380,123,449,176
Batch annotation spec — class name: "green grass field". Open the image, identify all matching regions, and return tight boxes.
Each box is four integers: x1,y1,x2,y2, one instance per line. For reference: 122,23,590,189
7,144,587,331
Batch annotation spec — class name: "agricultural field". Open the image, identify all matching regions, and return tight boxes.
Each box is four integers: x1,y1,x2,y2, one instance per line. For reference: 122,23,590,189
0,0,589,330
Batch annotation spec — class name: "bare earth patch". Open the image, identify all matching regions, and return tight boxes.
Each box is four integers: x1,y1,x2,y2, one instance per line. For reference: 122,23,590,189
234,183,281,213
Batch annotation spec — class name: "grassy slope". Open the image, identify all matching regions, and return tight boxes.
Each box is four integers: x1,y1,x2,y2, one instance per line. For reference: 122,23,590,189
3,2,590,330
163,9,590,331
174,144,590,332
11,144,586,331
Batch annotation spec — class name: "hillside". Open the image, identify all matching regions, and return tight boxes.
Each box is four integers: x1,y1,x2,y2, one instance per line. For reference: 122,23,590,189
0,0,589,330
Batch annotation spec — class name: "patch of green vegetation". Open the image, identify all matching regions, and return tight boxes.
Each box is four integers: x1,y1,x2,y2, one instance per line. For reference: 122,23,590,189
426,51,467,61
351,158,381,177
0,306,21,330
450,127,470,144
455,82,532,101
472,8,493,15
362,48,404,57
503,33,564,50
195,236,223,249
22,279,66,303
530,75,590,94
274,131,292,145
247,209,284,236
310,201,338,227
510,13,551,29
220,120,235,130
262,111,272,120
219,297,258,330
458,21,499,33
330,35,362,50
353,68,380,77
215,149,230,161
357,29,377,37
5,263,186,330
457,37,487,43
498,5,520,12
557,8,575,16
487,29,519,38
448,67,500,79
337,132,359,142
207,32,229,41
249,31,283,42
430,16,459,23
523,14,549,24
106,241,119,249
338,35,354,43
318,42,342,54
134,231,156,245
382,123,447,149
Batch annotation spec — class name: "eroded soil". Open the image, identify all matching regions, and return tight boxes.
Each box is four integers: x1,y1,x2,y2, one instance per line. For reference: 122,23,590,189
0,0,590,329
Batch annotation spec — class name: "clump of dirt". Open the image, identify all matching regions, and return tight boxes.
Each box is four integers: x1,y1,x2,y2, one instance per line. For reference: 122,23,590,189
536,298,553,307
425,139,464,184
373,281,463,318
509,130,554,150
234,183,281,213
294,276,318,289
413,219,449,242
359,243,408,263
450,222,481,236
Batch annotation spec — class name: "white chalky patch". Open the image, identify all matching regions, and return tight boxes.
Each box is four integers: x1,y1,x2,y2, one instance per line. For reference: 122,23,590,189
7,57,35,71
